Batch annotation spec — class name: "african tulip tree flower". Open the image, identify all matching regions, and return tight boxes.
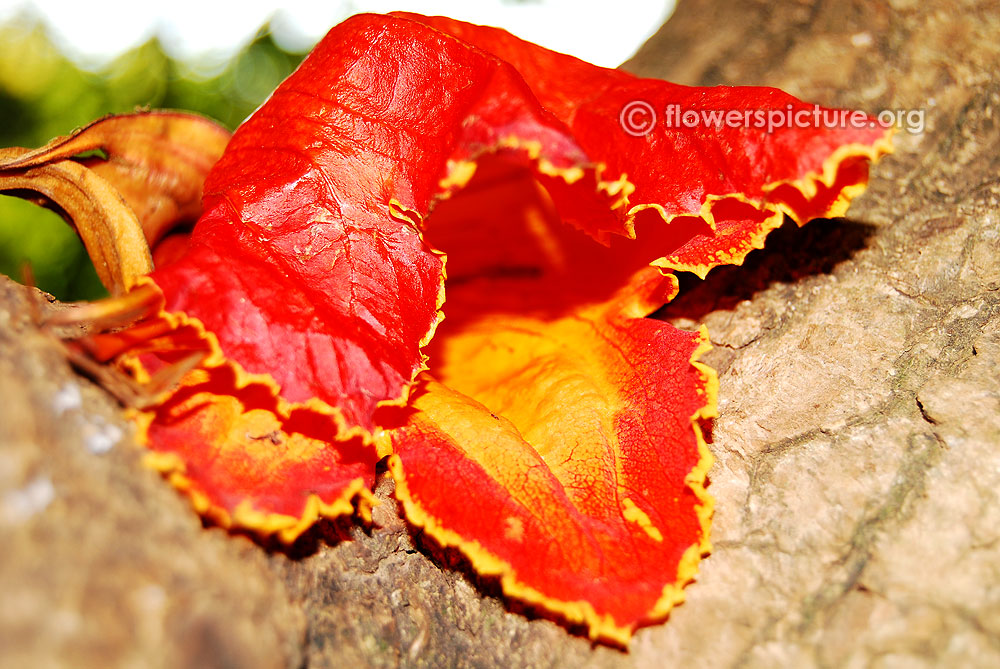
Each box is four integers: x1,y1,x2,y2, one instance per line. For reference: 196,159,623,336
0,12,891,644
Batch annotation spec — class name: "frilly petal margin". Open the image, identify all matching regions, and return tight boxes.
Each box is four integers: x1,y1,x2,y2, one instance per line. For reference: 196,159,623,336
135,364,377,543
401,12,893,277
379,322,717,645
21,12,893,638
74,280,380,543
650,132,894,278
142,11,891,441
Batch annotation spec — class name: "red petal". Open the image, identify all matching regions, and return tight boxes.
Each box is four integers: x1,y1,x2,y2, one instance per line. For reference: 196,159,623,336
148,12,889,433
139,363,377,543
9,15,892,573
81,294,381,542
374,156,714,643
382,320,715,644
402,12,892,267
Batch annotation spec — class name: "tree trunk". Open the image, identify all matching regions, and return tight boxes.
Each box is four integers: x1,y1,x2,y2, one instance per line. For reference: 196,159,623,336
2,1,998,666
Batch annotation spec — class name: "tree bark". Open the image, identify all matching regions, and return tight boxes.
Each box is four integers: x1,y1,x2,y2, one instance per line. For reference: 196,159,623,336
2,1,998,666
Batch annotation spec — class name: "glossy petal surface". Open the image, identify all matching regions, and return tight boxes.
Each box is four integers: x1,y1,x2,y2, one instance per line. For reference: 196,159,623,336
140,363,377,543
33,12,893,640
404,12,892,269
382,159,715,642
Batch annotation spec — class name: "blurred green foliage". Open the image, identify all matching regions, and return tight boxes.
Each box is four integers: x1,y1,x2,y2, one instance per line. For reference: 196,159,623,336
0,16,306,300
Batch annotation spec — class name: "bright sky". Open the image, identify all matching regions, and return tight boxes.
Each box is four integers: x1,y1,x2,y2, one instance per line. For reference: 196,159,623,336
0,0,675,69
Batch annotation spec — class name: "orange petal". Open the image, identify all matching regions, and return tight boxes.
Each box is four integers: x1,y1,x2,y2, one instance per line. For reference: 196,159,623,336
138,362,378,543
381,155,716,642
382,311,715,644
67,283,379,543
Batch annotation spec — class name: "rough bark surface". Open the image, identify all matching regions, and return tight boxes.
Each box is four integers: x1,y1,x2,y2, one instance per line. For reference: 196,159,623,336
1,0,998,666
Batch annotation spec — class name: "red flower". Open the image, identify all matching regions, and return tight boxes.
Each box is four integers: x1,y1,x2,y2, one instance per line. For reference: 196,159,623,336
0,13,891,643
